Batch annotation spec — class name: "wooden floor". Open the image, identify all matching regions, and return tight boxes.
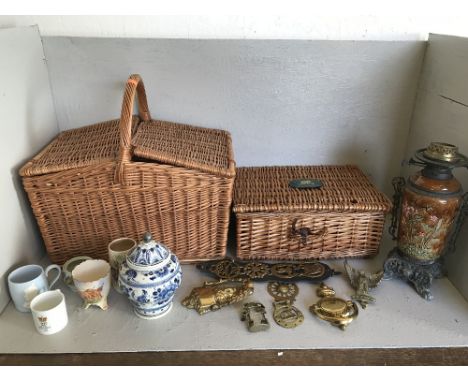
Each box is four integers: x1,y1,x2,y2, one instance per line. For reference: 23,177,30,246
1,347,468,365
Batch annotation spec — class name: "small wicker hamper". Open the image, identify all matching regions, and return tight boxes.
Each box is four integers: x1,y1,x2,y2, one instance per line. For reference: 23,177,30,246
233,165,391,260
19,74,235,265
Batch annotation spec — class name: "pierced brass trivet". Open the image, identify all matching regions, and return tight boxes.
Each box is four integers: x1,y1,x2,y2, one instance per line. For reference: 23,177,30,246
309,283,358,330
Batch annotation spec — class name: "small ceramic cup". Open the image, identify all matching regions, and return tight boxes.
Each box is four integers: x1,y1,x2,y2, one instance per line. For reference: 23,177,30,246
30,289,68,335
8,264,61,312
62,256,92,291
108,238,136,293
72,259,111,310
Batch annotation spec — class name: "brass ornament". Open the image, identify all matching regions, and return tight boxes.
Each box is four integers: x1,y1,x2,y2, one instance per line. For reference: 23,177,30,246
197,258,339,282
267,281,303,329
240,302,270,332
272,300,304,329
181,279,254,315
244,262,269,279
310,283,358,330
267,282,299,301
212,261,242,279
344,260,383,309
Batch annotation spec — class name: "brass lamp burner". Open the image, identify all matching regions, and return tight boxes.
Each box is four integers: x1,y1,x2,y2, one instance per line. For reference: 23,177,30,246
423,142,460,163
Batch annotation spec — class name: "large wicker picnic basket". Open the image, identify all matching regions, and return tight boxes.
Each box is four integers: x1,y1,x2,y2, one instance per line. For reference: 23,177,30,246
20,74,236,265
233,165,391,260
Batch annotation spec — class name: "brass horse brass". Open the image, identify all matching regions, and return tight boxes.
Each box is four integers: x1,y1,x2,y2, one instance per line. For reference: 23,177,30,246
272,300,304,329
267,281,299,301
267,281,304,329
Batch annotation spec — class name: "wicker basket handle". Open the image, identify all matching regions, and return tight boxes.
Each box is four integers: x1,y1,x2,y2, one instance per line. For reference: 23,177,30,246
115,74,152,184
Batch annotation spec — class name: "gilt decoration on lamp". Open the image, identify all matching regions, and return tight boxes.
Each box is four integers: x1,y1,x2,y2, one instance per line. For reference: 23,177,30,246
384,142,468,300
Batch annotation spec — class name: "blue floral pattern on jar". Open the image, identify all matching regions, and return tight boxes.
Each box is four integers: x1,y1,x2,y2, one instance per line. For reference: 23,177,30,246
119,232,182,319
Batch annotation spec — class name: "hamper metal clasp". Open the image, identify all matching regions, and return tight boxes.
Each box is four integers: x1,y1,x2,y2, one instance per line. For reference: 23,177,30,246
290,219,327,245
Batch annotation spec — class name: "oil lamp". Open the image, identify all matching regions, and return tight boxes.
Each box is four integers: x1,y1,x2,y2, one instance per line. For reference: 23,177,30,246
383,142,468,299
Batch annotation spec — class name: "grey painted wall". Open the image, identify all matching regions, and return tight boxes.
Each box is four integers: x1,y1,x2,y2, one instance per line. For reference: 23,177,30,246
42,37,426,195
404,34,468,301
0,26,59,313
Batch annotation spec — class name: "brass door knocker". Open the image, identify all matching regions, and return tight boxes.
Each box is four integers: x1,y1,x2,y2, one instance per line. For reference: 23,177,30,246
309,283,358,330
267,281,304,329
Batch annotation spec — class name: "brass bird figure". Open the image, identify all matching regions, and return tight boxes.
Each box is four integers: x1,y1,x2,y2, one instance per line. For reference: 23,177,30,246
344,260,384,309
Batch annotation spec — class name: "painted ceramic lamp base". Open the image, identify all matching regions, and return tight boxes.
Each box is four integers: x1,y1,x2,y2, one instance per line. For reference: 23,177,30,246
134,302,172,320
383,248,444,300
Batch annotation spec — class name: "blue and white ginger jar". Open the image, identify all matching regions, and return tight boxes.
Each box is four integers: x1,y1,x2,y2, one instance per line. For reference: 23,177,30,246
119,232,182,319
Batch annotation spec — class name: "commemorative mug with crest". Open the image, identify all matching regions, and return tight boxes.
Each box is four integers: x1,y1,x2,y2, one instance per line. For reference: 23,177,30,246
30,290,68,335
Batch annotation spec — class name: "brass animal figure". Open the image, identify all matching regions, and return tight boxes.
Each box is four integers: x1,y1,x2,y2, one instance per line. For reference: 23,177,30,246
344,260,384,309
182,279,254,315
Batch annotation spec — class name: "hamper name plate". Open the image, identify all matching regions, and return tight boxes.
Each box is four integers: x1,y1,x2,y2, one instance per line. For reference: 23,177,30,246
289,179,322,189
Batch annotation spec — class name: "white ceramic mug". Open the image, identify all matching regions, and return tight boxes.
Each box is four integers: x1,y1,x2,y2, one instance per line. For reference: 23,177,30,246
108,238,136,293
8,264,61,312
30,290,68,335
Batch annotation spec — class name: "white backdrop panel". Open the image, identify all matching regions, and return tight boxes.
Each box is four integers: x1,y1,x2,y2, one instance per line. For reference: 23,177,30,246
42,38,425,195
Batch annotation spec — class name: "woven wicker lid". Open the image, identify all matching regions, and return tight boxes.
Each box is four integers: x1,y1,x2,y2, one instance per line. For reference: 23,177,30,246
20,116,235,178
20,117,140,177
132,120,235,178
20,74,235,179
233,165,392,213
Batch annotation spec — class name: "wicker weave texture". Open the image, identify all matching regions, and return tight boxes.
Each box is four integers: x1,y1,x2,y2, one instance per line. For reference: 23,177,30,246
20,74,234,265
133,120,235,178
233,165,391,260
20,118,140,177
236,211,386,260
233,165,391,213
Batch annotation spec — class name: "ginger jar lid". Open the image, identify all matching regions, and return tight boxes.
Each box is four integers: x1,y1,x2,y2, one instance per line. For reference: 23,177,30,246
127,232,171,268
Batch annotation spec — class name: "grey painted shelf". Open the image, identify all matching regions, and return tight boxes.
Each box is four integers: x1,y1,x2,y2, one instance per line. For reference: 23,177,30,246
1,236,467,354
